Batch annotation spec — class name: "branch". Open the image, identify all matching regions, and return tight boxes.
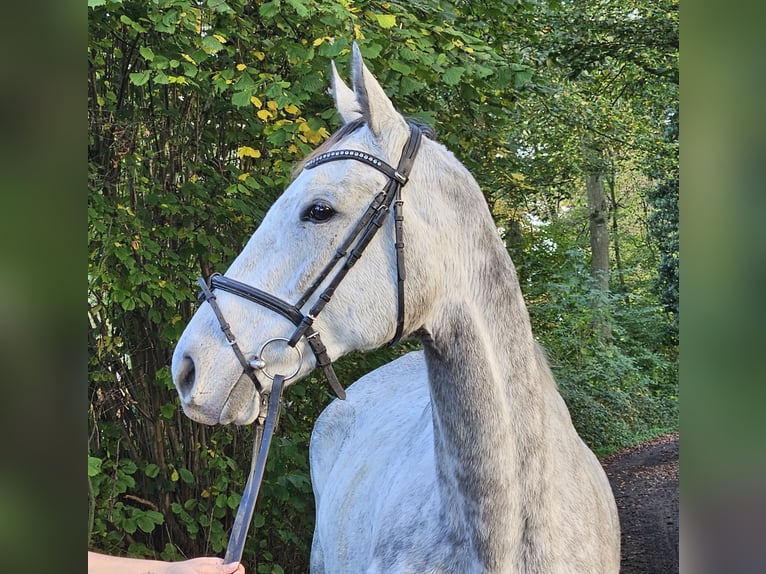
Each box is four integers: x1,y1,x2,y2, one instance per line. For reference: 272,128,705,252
123,494,159,511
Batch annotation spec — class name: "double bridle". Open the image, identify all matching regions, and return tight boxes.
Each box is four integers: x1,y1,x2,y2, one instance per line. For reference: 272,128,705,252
196,122,423,563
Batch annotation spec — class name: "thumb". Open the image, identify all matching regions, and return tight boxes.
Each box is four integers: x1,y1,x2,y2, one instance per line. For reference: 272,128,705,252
222,562,240,573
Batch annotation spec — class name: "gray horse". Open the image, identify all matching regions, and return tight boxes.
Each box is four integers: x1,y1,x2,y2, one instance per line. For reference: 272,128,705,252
172,44,620,573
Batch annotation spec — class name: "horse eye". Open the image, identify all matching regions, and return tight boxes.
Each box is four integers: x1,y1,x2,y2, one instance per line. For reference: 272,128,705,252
302,202,336,223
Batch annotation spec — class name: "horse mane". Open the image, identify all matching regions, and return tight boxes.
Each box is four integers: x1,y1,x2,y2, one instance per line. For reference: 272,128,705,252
292,118,436,177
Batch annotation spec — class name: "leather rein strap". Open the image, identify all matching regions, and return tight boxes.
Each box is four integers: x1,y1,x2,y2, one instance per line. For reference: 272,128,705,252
223,374,284,565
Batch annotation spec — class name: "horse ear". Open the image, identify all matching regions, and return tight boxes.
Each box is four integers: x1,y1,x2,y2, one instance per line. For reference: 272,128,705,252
350,42,408,137
331,60,361,124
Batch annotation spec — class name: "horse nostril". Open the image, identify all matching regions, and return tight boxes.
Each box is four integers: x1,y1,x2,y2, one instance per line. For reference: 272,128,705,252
176,356,196,398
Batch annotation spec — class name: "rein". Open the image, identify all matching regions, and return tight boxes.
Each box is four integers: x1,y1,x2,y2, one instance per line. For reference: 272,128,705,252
197,122,423,564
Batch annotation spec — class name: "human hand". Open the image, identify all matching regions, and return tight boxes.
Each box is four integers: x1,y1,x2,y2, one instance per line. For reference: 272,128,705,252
166,557,244,574
88,552,244,574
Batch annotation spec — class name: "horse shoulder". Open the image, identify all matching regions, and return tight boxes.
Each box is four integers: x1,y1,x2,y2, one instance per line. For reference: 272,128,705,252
311,351,428,468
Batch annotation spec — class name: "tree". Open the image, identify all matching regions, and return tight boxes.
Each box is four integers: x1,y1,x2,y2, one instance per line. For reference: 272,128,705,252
586,150,610,293
489,0,678,450
646,105,679,341
500,0,678,327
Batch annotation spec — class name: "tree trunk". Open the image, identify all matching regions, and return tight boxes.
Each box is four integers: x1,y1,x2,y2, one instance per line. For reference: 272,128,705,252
607,168,627,296
585,150,612,341
587,170,610,294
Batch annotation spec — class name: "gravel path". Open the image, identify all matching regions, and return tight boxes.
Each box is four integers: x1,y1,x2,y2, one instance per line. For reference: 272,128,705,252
603,432,679,574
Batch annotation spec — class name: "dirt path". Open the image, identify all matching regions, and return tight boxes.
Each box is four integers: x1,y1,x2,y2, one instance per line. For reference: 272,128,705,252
603,432,679,574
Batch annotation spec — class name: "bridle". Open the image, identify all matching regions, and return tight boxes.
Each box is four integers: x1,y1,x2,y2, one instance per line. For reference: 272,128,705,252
197,121,422,401
195,122,423,563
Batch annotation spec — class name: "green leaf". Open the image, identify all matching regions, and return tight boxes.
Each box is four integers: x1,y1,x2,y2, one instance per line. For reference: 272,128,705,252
179,468,194,484
123,517,137,534
136,515,158,533
119,14,147,33
139,46,154,61
227,493,241,509
474,64,494,79
389,60,413,75
129,70,151,87
160,403,176,419
359,42,383,60
181,62,198,78
146,510,164,524
144,463,160,478
442,66,465,86
88,456,102,477
231,90,252,107
207,0,234,13
151,55,170,70
285,0,310,17
234,71,256,91
513,68,534,89
201,35,225,54
259,0,281,19
495,66,515,89
374,14,397,29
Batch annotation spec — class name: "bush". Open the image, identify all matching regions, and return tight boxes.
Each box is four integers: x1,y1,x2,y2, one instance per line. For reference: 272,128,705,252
528,257,678,456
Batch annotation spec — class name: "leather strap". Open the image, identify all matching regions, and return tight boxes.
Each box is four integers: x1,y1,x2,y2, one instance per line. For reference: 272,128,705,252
304,149,405,182
223,374,285,565
305,328,346,400
207,274,304,327
197,277,262,392
303,123,423,347
390,188,406,346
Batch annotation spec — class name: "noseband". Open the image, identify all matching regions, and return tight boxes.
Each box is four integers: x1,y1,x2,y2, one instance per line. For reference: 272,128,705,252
197,122,423,401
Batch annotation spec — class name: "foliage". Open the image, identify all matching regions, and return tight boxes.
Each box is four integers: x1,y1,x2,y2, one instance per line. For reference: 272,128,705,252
645,106,679,341
527,252,678,456
88,0,677,571
496,170,678,456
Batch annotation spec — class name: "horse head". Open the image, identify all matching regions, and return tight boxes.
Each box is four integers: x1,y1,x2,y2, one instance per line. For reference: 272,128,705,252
171,44,449,425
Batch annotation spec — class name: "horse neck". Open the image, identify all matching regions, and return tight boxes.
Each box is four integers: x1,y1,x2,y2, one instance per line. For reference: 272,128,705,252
419,177,555,569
